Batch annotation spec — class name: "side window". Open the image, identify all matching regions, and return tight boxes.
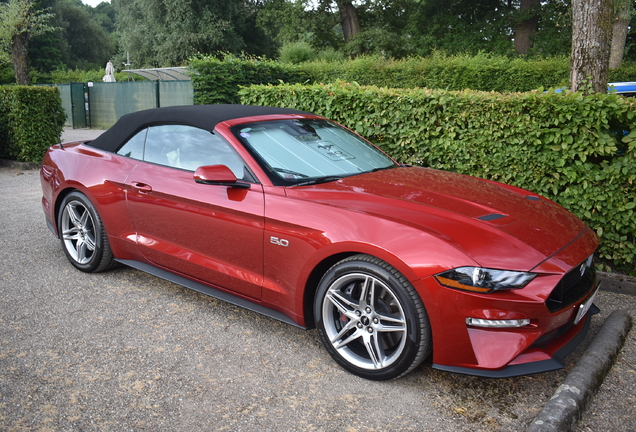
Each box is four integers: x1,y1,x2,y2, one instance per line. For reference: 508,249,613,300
116,129,147,160
143,125,252,180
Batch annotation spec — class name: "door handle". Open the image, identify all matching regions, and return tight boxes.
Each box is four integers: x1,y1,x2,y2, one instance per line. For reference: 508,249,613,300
130,181,152,193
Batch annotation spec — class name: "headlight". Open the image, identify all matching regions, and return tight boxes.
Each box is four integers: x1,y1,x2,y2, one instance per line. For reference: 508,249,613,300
434,267,537,293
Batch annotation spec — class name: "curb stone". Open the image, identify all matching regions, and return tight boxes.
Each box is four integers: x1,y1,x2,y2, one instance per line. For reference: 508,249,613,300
527,310,633,432
598,272,636,296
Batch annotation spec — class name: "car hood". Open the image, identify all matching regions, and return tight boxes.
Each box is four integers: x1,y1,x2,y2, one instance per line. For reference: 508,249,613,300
286,167,590,271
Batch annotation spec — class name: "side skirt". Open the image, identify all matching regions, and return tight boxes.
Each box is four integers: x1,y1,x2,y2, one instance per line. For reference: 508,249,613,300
116,259,306,329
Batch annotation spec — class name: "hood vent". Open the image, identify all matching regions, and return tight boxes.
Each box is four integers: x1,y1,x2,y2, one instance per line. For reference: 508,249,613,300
478,213,507,221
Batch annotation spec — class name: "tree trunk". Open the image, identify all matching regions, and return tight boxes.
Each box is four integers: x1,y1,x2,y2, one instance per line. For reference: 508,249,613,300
570,0,614,94
514,0,541,55
337,1,361,43
609,0,632,69
12,31,30,85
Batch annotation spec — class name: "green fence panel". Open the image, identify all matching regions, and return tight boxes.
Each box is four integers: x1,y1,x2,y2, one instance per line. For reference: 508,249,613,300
158,80,194,107
88,81,158,129
55,84,73,128
44,83,87,128
88,81,194,129
70,83,87,129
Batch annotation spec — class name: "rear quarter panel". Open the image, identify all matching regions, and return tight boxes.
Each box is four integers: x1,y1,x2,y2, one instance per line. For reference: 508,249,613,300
41,143,141,260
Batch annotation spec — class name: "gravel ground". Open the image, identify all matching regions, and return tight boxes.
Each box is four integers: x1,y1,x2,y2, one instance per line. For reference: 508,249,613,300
0,161,634,431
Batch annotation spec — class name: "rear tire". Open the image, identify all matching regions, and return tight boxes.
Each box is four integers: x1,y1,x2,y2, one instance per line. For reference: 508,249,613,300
58,191,114,273
314,254,431,380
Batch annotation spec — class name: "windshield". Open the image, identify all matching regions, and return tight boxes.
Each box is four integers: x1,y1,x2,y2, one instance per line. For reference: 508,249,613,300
231,119,397,186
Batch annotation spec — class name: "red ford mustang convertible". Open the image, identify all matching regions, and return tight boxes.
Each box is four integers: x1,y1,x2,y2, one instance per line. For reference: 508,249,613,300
40,104,600,380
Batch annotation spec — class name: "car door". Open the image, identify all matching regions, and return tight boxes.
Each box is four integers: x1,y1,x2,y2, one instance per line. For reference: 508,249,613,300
124,125,265,299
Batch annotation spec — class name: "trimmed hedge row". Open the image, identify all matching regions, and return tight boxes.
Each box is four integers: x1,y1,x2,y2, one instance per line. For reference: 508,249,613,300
301,55,636,92
189,55,636,104
0,86,66,163
189,55,308,105
239,82,636,272
298,54,572,92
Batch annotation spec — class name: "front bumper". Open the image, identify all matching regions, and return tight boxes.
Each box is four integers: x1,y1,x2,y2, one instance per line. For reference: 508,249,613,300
415,245,600,377
432,302,599,378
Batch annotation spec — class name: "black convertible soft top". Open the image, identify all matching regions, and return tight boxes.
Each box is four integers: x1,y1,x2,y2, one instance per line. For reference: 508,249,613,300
86,104,312,153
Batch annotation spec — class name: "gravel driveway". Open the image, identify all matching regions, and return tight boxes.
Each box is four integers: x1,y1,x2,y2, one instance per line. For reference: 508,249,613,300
0,162,634,431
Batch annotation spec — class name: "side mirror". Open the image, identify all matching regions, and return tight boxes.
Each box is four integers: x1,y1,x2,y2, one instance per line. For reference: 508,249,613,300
194,165,250,189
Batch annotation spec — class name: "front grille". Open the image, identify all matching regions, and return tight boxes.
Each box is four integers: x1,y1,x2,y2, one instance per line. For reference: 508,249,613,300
545,255,596,313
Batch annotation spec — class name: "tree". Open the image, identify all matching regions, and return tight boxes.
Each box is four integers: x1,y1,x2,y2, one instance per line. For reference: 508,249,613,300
525,0,572,57
257,0,341,51
29,0,117,73
336,1,361,43
514,0,541,54
58,0,115,69
257,0,620,61
609,0,634,68
404,0,514,56
0,0,55,84
91,1,116,34
116,0,271,67
570,0,614,93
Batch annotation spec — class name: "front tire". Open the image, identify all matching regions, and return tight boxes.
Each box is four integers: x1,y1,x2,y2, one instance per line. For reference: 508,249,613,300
314,254,431,380
58,191,114,273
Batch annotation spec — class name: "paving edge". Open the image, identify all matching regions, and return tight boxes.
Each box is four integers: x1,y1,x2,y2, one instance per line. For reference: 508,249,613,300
526,310,633,432
0,159,40,170
598,272,636,296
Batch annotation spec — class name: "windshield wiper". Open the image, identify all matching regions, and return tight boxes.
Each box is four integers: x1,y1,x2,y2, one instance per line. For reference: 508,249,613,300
368,165,397,173
292,175,344,186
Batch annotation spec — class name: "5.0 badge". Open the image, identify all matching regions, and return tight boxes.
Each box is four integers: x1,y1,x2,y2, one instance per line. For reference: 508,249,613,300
270,236,289,247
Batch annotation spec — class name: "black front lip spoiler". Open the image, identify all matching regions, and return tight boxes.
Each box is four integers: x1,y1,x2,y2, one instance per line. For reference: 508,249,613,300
432,304,600,378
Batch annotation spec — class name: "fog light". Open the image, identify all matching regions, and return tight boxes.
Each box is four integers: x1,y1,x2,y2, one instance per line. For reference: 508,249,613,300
466,317,531,328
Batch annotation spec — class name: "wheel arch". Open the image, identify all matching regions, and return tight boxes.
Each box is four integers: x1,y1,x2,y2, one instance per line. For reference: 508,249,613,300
302,252,358,329
301,245,424,329
53,185,96,235
52,187,81,236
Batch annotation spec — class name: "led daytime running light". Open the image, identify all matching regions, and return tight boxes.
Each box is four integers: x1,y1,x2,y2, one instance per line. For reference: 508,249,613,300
466,317,531,328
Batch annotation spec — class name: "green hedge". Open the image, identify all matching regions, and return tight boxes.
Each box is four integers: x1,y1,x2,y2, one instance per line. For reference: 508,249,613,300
39,69,135,84
298,54,636,92
189,55,308,105
297,54,572,92
609,62,636,83
0,86,66,163
239,82,636,272
190,54,636,104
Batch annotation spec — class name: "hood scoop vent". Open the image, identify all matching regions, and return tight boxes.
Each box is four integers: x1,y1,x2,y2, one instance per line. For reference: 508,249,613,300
478,213,507,221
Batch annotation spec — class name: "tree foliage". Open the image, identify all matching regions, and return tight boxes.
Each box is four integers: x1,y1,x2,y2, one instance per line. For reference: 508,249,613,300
25,0,116,77
0,0,56,84
257,0,607,61
116,0,273,67
4,0,633,79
